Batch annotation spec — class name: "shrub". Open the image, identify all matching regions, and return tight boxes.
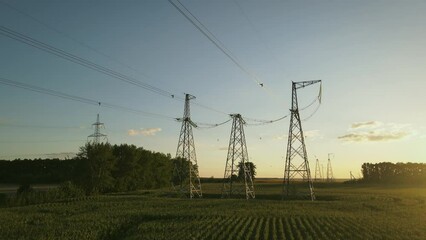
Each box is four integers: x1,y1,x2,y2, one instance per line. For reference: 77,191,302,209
58,181,85,198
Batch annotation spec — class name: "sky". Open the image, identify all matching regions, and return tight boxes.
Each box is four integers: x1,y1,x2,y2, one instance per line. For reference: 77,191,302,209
1,0,425,178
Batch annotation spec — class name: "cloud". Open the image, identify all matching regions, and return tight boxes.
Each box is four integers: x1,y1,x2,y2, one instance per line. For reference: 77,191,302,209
218,146,228,151
128,128,162,136
338,131,409,142
304,130,320,139
351,121,381,129
339,121,412,143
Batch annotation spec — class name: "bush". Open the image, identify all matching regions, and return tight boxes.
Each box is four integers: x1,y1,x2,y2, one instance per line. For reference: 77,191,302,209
17,183,33,196
57,181,85,198
0,193,8,207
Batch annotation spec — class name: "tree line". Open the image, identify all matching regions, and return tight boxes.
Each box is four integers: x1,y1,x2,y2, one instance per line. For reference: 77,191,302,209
361,162,426,184
0,143,173,194
1,143,257,195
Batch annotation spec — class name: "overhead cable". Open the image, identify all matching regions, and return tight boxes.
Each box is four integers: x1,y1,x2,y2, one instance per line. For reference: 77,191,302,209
300,97,319,111
245,114,290,126
302,101,321,122
0,123,85,130
0,77,174,119
0,25,232,116
302,83,323,121
194,119,232,129
0,25,175,98
0,1,176,100
168,0,267,88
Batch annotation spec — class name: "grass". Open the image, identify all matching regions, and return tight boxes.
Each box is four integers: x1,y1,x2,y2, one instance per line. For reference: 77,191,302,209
0,182,425,239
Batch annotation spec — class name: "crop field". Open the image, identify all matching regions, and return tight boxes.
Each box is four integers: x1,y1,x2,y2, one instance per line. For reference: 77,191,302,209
0,182,425,240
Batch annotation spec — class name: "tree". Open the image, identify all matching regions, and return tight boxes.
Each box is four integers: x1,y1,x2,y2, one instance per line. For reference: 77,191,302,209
238,162,256,181
75,143,115,194
171,157,191,187
112,144,142,191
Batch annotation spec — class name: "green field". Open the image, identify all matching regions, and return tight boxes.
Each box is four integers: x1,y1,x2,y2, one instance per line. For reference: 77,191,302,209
0,182,425,239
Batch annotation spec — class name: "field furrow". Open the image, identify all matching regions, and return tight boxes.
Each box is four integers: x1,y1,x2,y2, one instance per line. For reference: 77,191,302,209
262,216,271,240
256,217,267,239
277,217,286,240
283,217,295,240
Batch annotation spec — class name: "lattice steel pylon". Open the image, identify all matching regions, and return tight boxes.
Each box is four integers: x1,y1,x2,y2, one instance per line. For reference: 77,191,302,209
87,114,107,144
283,80,321,201
222,114,255,199
327,153,334,182
314,158,322,182
350,171,356,181
173,94,202,198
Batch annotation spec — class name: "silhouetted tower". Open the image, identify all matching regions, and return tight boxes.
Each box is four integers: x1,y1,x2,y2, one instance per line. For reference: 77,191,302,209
88,114,107,144
173,94,202,198
222,114,255,199
283,80,321,201
327,153,334,182
350,171,356,181
314,158,322,182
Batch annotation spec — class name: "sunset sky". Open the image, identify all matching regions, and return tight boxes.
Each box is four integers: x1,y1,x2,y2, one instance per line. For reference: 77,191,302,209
1,0,425,178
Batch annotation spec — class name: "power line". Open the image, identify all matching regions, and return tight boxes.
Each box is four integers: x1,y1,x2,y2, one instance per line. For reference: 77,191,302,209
231,0,282,99
302,102,321,122
0,25,233,117
0,25,175,98
0,0,240,117
0,25,312,125
0,123,86,130
194,119,232,129
168,0,267,88
301,81,322,121
0,77,174,120
245,114,290,126
0,140,84,143
0,0,175,99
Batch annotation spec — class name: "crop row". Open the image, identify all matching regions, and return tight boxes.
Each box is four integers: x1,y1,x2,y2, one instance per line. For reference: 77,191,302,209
120,214,386,240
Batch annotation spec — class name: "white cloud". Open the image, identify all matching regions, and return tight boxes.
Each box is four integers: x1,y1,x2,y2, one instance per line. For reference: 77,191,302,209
351,121,381,129
339,121,412,143
304,130,320,139
128,128,162,136
338,131,409,142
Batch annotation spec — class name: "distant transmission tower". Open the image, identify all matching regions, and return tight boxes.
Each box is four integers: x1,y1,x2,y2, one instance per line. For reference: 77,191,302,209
283,80,321,201
314,158,322,182
173,94,202,198
222,114,255,199
326,153,334,182
87,114,107,144
350,171,356,181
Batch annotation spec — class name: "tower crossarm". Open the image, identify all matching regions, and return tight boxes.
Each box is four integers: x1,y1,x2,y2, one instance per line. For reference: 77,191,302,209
176,117,198,128
293,80,322,90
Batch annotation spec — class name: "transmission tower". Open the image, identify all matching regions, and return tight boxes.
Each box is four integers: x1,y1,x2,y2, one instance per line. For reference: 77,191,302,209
222,114,255,199
87,114,107,144
350,171,356,181
326,153,334,182
283,80,321,201
173,94,202,198
314,158,322,182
